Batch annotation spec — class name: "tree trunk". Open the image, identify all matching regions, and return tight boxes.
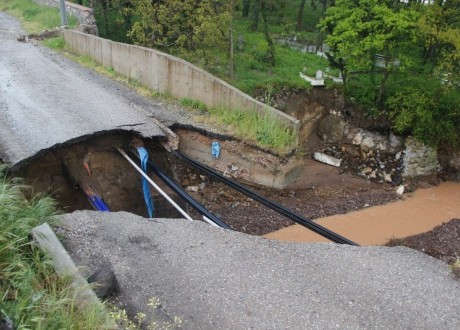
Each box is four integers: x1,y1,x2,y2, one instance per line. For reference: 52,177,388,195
229,19,234,80
250,0,260,31
242,0,250,17
377,69,390,105
261,1,275,66
296,0,306,31
277,0,286,24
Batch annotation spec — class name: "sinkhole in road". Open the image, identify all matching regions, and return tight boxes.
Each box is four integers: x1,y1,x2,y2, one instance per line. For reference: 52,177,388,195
14,133,184,218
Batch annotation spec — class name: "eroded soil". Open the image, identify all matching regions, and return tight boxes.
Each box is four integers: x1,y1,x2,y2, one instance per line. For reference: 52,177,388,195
386,219,460,274
172,157,399,236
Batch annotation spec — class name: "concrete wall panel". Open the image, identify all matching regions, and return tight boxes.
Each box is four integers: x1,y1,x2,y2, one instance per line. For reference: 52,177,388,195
129,46,149,85
149,52,159,91
100,39,112,68
62,31,300,141
87,35,102,64
157,54,170,94
111,42,130,77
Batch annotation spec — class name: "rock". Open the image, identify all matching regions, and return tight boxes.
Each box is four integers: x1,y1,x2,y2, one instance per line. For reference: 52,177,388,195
231,164,239,171
314,152,342,167
389,133,403,148
396,185,405,195
363,167,373,175
199,175,206,181
0,318,13,330
317,115,346,143
395,152,402,160
87,266,118,299
361,136,375,152
449,150,460,170
199,183,206,190
342,144,360,158
369,171,377,179
223,171,232,178
186,186,199,192
402,137,439,177
352,132,364,145
384,173,392,183
376,141,388,152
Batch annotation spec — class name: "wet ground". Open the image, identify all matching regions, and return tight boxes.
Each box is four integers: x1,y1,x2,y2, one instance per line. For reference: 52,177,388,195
175,157,399,236
386,218,460,277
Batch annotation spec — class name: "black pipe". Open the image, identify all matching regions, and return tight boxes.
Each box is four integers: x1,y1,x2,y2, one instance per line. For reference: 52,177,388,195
173,151,359,246
128,150,231,230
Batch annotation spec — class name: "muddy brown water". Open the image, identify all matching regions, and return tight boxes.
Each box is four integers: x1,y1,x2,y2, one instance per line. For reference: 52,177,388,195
264,182,460,245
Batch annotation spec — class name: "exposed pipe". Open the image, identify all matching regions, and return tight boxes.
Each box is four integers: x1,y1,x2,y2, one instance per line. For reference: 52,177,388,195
202,216,220,228
174,151,359,246
117,148,194,222
128,149,231,230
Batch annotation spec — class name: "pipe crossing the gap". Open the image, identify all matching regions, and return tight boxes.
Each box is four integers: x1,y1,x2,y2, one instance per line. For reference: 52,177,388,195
117,148,194,222
173,151,359,246
128,150,231,230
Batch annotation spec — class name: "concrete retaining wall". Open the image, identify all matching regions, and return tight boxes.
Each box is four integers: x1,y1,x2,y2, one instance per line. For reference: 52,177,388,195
32,0,98,35
62,30,300,144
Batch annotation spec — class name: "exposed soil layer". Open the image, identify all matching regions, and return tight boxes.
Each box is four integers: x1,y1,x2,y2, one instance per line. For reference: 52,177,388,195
386,219,460,266
171,157,399,236
13,133,184,218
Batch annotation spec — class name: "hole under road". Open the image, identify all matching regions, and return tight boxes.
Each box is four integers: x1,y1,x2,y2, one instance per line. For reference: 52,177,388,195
14,133,184,218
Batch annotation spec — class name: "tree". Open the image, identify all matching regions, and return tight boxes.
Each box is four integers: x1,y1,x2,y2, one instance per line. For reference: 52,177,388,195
242,0,251,17
127,0,237,68
319,0,419,103
296,0,306,31
419,0,460,83
260,0,275,66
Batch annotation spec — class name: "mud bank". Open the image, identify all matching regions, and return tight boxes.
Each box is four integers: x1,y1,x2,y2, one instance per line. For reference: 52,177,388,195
265,181,460,245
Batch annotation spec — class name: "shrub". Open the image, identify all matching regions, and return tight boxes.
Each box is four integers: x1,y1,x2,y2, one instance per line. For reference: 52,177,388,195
387,85,459,147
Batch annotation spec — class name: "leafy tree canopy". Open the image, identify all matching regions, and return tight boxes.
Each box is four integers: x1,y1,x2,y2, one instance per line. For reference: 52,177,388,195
126,0,238,67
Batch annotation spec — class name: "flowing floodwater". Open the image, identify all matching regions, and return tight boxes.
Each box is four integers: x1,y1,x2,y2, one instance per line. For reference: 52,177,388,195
264,182,460,245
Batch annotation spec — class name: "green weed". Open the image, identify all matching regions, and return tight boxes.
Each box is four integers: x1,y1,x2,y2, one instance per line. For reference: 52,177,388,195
0,165,109,328
208,107,295,153
41,36,65,50
179,98,208,113
0,0,77,34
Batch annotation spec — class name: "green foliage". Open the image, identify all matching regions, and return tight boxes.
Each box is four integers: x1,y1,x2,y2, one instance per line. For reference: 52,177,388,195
208,107,295,152
179,98,208,113
0,0,77,33
42,36,66,50
0,166,109,328
319,0,460,148
387,83,460,147
418,0,460,83
126,0,236,68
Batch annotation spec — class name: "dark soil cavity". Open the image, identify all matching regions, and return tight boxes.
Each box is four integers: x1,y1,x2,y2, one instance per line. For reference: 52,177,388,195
14,133,183,218
13,130,399,237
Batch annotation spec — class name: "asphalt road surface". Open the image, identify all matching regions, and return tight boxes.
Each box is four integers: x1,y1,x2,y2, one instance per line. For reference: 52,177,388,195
0,12,163,169
59,211,460,330
3,12,460,330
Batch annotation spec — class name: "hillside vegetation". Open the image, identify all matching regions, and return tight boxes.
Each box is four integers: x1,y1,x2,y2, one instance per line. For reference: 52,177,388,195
73,0,459,149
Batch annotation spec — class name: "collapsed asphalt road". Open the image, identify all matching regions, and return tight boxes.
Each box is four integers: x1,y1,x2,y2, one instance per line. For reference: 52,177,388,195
58,210,460,329
0,12,164,169
3,11,460,329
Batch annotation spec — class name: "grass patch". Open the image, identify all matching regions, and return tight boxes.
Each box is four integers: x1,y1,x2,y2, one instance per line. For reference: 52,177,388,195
0,0,77,34
51,48,296,153
41,35,66,49
179,98,208,113
0,165,109,328
206,107,296,153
